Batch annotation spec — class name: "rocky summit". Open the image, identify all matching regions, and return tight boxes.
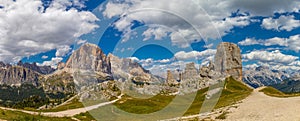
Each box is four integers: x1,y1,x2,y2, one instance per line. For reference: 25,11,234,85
66,43,111,74
65,43,113,83
215,42,242,81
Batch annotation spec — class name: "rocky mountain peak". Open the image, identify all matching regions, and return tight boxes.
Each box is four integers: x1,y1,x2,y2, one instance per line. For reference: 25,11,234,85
17,61,55,74
181,62,199,80
255,66,269,71
215,42,242,81
65,43,111,74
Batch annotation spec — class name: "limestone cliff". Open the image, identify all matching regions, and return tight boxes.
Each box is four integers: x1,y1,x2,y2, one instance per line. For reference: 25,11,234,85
214,42,242,81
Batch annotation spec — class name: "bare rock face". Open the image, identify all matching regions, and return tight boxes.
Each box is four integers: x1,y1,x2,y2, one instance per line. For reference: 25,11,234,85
243,66,289,88
181,62,200,80
108,54,161,83
179,62,206,94
17,61,55,74
166,70,179,85
215,42,242,81
57,62,65,70
0,66,40,86
66,43,111,73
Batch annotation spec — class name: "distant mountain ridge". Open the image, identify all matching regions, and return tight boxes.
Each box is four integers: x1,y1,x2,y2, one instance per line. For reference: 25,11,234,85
243,66,289,88
271,75,300,93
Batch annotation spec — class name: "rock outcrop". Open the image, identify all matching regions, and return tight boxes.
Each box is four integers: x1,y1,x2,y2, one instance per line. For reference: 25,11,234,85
0,66,40,86
166,70,179,85
181,62,200,80
57,62,65,70
108,53,161,83
215,42,242,81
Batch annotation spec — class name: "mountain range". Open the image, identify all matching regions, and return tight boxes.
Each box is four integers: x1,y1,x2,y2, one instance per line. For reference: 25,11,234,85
0,42,299,109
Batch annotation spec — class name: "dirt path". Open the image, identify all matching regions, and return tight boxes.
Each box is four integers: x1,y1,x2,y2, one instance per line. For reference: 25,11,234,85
0,94,122,117
224,87,300,121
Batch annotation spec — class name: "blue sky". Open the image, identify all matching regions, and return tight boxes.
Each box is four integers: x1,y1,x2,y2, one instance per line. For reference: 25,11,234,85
1,0,300,73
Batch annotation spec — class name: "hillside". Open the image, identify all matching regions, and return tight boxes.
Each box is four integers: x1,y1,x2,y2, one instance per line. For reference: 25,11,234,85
76,76,252,121
271,77,300,93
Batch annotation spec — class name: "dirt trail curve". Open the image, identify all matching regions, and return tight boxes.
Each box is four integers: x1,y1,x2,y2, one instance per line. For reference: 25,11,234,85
0,94,123,117
224,87,300,121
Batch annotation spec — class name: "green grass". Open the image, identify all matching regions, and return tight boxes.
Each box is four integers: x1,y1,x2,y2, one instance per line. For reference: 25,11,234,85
259,86,300,98
184,76,252,116
75,76,253,121
74,112,96,121
113,94,175,114
0,108,74,121
40,97,84,112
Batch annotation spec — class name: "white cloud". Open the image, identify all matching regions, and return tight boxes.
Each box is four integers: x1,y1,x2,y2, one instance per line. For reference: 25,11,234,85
76,39,87,45
127,57,139,62
41,55,48,59
55,45,72,57
263,37,285,46
157,59,170,63
101,0,300,48
244,63,259,69
0,0,99,63
238,35,300,52
38,57,63,68
174,49,216,60
287,35,300,52
239,37,288,46
262,15,300,31
142,27,169,41
243,50,298,64
101,0,257,48
238,38,260,46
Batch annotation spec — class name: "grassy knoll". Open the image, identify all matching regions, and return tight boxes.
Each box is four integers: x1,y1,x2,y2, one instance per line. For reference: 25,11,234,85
259,86,300,98
75,76,253,121
184,76,252,116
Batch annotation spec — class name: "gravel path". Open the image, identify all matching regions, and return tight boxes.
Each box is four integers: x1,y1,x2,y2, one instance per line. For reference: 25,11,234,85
0,94,122,118
224,87,300,121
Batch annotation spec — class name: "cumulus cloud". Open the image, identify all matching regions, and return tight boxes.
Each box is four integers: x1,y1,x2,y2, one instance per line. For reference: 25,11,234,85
101,0,300,48
55,46,72,57
101,0,258,48
238,38,260,46
238,35,300,52
174,49,216,60
261,15,300,31
0,0,99,63
142,27,169,41
242,50,298,64
41,55,48,59
38,57,63,68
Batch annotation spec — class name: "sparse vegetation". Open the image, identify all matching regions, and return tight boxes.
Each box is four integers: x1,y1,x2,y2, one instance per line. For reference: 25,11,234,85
74,112,96,121
79,76,252,120
259,86,300,97
0,108,74,121
184,76,252,115
40,97,84,112
216,111,228,119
